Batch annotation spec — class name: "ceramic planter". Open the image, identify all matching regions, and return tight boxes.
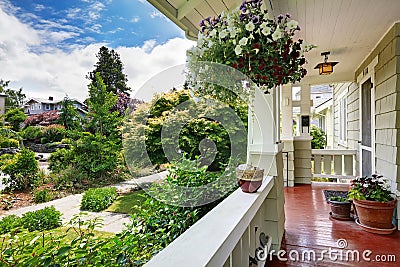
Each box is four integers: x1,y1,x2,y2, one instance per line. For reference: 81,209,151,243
353,199,397,230
329,200,352,220
236,164,264,193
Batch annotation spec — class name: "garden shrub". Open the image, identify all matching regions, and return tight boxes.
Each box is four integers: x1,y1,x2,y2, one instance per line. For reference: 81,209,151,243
34,188,54,203
50,166,89,191
73,133,119,179
310,125,327,149
20,126,42,141
0,137,19,148
80,187,118,212
48,148,74,173
24,110,59,126
41,124,66,143
21,206,62,231
124,89,247,171
2,148,39,191
0,214,22,234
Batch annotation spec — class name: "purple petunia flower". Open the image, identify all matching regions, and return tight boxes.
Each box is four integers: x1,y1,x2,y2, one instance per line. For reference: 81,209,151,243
285,13,291,18
252,16,260,24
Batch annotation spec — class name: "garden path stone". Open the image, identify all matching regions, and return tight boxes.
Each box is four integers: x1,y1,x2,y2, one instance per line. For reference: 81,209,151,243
0,171,168,233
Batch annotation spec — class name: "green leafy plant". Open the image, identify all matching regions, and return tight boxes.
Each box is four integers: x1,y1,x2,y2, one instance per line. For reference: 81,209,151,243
4,108,27,131
80,187,118,212
48,147,74,173
0,137,19,148
348,175,394,202
0,214,22,234
34,188,54,203
329,196,348,202
21,206,62,231
310,125,327,149
20,125,42,141
40,124,67,143
2,148,39,191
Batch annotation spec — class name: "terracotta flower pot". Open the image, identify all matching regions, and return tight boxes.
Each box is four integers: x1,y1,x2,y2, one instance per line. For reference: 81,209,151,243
329,200,352,220
353,199,397,229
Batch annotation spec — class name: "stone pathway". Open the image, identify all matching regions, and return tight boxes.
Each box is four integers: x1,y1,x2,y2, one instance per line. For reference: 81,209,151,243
0,171,167,233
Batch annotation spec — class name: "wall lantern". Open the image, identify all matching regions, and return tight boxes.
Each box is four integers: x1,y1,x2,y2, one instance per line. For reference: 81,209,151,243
314,52,338,75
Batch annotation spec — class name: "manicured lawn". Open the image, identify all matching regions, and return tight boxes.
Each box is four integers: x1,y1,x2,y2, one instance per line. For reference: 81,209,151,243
106,190,146,214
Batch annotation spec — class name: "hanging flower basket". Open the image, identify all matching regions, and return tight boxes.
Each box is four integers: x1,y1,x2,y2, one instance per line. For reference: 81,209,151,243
187,0,314,95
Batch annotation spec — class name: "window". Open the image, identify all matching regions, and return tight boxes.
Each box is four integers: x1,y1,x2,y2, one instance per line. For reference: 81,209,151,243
338,93,347,145
30,104,35,111
45,104,51,110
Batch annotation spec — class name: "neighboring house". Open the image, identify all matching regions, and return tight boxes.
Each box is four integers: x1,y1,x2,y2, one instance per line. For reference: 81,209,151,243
0,94,6,115
292,85,333,146
23,97,88,117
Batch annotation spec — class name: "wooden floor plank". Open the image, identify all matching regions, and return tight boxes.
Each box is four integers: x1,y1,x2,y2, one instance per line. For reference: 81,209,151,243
267,184,400,266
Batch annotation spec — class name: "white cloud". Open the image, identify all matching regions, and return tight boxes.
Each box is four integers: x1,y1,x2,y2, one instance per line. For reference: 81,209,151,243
150,11,164,19
0,5,195,102
131,16,140,23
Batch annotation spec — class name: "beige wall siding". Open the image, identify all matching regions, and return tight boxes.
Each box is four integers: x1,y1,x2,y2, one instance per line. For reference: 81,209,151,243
333,82,360,175
355,23,400,191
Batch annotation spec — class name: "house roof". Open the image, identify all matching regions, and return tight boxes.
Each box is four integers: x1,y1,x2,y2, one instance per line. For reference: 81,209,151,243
148,0,400,85
23,97,87,108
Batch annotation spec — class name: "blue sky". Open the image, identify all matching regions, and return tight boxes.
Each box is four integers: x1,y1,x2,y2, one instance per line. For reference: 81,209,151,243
0,0,194,100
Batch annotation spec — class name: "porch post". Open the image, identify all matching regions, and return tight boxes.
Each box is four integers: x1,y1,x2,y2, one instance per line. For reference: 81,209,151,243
281,84,295,187
294,84,313,184
246,86,285,252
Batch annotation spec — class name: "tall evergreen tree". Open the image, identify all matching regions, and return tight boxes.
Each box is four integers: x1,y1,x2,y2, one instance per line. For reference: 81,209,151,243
57,97,80,130
87,46,131,95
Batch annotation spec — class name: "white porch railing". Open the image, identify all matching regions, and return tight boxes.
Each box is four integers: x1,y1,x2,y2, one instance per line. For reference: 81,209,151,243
312,149,357,180
144,176,276,267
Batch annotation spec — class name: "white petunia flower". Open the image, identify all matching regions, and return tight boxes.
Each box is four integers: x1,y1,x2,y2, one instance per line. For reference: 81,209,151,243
261,26,271,36
260,22,268,29
287,19,298,30
235,45,242,55
209,29,217,37
272,27,282,41
245,22,255,31
219,29,229,39
230,28,238,38
208,40,213,48
239,37,248,46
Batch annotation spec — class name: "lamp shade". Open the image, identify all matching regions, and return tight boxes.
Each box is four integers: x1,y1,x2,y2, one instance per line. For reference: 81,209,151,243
315,62,338,75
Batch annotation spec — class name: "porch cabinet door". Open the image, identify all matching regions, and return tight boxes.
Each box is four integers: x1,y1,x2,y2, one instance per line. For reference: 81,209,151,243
360,78,374,176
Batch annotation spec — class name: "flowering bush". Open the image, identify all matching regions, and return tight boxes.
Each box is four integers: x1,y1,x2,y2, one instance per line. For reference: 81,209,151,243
187,0,313,92
348,175,397,202
24,110,59,126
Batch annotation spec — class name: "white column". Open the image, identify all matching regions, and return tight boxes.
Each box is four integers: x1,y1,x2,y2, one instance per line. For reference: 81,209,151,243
281,84,295,187
300,84,311,136
294,84,312,184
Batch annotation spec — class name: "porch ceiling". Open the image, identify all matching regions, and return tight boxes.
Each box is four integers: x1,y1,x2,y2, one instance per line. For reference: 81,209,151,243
147,0,400,85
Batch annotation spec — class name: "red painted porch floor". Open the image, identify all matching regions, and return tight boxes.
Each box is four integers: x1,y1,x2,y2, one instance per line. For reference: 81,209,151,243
267,184,400,267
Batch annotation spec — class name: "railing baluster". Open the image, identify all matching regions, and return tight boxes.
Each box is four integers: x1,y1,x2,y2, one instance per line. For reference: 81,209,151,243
333,155,342,175
343,155,353,176
241,227,250,267
323,154,331,174
231,239,242,267
314,154,322,175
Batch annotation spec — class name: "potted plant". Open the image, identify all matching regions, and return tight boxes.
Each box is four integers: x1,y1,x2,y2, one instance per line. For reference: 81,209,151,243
236,164,264,193
348,175,399,234
328,196,352,220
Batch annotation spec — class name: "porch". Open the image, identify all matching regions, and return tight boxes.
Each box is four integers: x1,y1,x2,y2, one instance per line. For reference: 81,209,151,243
269,184,400,267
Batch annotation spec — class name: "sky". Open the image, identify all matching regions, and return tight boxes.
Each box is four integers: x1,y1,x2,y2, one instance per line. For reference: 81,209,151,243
0,0,195,101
